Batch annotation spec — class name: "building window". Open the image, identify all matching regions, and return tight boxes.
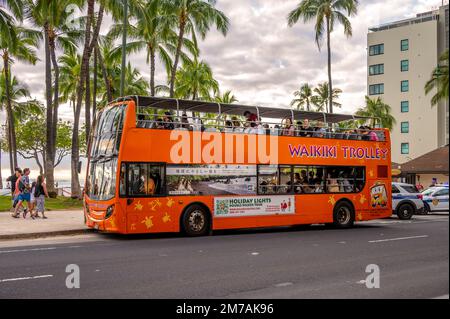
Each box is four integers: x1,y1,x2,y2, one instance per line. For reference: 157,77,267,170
369,83,384,95
401,60,409,72
401,39,409,51
401,80,409,92
369,64,384,75
369,43,384,56
401,122,409,133
401,101,409,113
401,143,409,154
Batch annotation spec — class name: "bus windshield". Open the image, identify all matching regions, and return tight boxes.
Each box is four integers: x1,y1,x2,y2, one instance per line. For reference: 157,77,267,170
90,105,125,159
86,158,117,201
86,104,125,201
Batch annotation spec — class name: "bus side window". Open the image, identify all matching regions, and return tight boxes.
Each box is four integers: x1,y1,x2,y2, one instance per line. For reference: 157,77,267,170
119,164,126,196
127,163,165,197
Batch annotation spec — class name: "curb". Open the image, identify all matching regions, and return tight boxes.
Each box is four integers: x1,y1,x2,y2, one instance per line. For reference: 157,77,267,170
0,228,94,241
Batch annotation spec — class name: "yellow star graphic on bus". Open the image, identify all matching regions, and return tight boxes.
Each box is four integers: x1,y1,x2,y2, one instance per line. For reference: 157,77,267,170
134,200,143,211
359,194,367,204
162,213,171,223
328,195,336,206
369,170,374,177
149,199,162,211
357,213,363,221
141,216,154,229
166,198,175,208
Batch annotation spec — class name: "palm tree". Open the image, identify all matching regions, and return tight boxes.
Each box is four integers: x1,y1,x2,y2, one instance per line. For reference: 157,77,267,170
312,82,342,112
59,52,82,114
110,0,198,96
0,25,39,174
214,90,238,104
27,0,82,193
425,49,449,106
291,83,313,111
163,0,229,98
71,0,105,198
355,96,395,131
174,58,219,100
288,0,358,113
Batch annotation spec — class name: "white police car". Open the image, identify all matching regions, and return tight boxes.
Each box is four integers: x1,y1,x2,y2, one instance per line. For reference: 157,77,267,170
422,186,449,213
392,182,425,220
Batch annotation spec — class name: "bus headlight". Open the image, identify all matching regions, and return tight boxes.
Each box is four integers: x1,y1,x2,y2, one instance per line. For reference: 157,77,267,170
105,205,115,219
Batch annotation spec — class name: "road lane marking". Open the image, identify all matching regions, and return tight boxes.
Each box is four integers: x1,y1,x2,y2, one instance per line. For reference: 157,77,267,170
274,282,293,287
0,247,57,254
0,274,53,283
369,235,429,243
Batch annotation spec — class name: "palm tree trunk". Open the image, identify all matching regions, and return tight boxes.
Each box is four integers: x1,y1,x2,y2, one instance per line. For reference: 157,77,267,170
93,45,98,118
97,45,112,102
169,15,186,98
71,1,103,198
48,34,59,194
150,46,155,96
6,120,13,175
85,59,91,141
326,16,333,114
44,23,55,194
3,54,17,171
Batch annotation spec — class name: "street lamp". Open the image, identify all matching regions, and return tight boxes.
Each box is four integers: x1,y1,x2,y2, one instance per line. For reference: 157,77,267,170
120,0,128,97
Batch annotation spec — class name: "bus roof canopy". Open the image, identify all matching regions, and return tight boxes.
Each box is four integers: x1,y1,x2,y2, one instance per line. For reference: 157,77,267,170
119,96,373,124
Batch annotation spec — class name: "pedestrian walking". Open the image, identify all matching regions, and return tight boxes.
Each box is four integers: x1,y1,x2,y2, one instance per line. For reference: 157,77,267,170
12,168,32,219
34,175,49,219
6,167,21,209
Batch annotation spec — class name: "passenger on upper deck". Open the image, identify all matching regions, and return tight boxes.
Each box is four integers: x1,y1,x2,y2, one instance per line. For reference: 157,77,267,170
244,111,258,126
282,118,295,136
313,121,327,138
163,112,175,130
298,119,314,137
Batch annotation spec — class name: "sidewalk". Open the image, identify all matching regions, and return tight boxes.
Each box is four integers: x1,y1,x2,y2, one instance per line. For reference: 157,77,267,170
0,210,91,240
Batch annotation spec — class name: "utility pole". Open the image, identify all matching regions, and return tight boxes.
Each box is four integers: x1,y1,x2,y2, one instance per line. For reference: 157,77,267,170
120,0,128,97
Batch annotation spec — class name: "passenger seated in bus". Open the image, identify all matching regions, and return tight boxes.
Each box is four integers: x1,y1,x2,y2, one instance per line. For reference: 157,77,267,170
223,120,234,133
243,111,258,127
179,112,191,130
282,118,295,136
259,179,268,194
163,112,175,130
155,118,164,129
313,121,327,138
263,123,270,135
327,172,340,193
137,114,146,128
338,172,353,193
299,119,314,137
367,126,379,141
293,173,303,193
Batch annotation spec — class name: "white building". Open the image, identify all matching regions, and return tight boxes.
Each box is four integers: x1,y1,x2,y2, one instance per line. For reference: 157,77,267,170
367,4,449,164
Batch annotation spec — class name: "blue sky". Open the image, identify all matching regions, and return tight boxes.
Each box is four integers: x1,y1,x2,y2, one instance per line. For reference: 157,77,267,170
0,0,447,181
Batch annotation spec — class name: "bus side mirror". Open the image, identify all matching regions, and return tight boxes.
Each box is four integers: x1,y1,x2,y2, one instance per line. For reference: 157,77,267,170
77,161,82,174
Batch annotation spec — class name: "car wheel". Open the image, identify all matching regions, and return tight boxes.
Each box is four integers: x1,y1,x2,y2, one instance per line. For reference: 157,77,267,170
397,203,414,220
181,204,210,237
333,201,355,228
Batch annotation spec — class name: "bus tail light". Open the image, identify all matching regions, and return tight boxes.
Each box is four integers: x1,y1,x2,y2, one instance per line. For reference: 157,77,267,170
105,205,115,219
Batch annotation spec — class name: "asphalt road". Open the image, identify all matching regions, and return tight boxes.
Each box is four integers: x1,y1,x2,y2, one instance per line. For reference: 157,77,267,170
0,214,448,299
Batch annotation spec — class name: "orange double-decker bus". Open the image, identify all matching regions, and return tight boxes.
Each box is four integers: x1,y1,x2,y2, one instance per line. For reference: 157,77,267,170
84,96,392,236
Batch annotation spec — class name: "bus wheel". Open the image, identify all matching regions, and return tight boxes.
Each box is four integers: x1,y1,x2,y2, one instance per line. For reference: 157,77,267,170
182,204,210,237
397,203,414,220
333,201,355,228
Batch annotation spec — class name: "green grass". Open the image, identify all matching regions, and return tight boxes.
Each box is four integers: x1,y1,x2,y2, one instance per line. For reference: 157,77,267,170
0,195,83,212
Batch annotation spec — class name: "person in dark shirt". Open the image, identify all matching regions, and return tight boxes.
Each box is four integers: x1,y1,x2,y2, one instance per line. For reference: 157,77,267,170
6,168,21,202
299,119,314,137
